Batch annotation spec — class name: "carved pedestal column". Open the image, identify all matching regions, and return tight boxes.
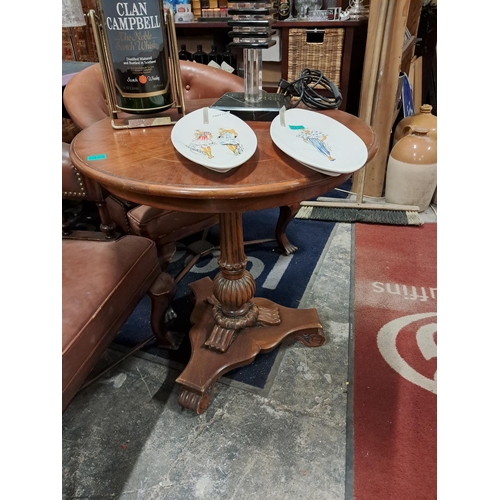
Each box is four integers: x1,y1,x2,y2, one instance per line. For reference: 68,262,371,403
205,212,279,352
176,213,325,414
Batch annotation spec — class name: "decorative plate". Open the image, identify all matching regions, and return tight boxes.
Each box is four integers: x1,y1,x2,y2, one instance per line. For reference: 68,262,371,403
171,107,257,173
270,108,368,175
297,160,341,176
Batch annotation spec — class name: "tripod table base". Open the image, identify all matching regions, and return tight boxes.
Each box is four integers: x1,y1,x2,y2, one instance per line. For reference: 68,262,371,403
176,277,325,414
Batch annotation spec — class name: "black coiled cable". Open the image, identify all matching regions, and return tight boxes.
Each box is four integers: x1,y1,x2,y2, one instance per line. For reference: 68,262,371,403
277,68,343,110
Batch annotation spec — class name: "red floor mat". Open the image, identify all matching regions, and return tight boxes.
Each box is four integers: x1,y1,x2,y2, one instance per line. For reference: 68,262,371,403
353,223,437,500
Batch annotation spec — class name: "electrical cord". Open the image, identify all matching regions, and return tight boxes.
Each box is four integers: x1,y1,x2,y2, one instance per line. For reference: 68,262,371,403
277,68,342,110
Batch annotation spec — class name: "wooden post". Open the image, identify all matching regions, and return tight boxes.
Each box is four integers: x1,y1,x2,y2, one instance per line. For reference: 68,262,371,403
366,0,410,197
353,0,389,200
354,0,411,198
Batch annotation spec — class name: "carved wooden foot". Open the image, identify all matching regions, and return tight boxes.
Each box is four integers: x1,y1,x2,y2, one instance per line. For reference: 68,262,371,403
257,305,281,326
178,384,215,414
147,271,184,350
293,328,326,347
204,296,259,352
203,303,281,352
276,204,300,255
175,277,324,414
204,325,237,353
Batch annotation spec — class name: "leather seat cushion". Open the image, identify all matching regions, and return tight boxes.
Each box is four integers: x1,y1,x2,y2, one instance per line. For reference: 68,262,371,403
62,235,159,410
127,205,218,245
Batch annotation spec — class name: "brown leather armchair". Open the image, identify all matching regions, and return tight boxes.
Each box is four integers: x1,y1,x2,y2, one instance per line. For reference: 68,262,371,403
63,60,246,129
62,61,246,268
63,61,299,262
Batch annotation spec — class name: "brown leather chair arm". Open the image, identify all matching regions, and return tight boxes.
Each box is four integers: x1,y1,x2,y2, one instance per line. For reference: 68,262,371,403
62,142,86,198
62,142,106,201
63,62,245,130
63,64,110,129
179,60,244,99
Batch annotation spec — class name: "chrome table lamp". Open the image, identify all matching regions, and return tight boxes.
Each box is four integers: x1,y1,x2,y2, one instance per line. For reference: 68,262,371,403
211,1,291,121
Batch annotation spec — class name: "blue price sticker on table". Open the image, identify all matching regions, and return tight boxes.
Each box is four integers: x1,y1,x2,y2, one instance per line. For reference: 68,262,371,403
87,154,107,161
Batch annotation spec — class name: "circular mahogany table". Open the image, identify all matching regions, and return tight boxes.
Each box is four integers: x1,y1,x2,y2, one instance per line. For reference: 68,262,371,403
70,101,377,414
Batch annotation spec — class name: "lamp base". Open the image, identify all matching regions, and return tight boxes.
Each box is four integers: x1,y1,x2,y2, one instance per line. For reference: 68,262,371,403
210,91,291,121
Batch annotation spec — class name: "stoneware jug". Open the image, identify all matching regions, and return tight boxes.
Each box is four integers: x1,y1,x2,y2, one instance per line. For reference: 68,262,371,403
393,104,437,146
385,127,437,212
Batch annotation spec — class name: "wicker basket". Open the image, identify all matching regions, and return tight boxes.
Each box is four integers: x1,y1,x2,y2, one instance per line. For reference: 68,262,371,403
287,28,345,87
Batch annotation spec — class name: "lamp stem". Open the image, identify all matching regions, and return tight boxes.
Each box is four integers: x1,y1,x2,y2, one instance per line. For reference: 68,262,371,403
243,48,263,103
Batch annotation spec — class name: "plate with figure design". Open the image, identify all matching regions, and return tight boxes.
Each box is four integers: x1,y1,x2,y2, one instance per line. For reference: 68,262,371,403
171,107,257,173
270,108,368,176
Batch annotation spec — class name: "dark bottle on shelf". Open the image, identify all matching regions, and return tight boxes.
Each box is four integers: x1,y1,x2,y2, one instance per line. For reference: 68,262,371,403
207,45,223,65
193,44,208,64
221,45,237,74
178,44,193,61
97,0,173,114
278,0,291,20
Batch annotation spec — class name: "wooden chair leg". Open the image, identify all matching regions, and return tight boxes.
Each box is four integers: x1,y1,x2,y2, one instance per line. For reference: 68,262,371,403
156,242,177,272
147,271,184,349
62,210,72,236
275,203,300,255
95,199,117,239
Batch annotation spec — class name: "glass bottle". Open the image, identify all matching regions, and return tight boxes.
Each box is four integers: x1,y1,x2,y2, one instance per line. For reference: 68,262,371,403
193,44,208,64
97,0,173,114
278,0,291,20
178,44,193,61
207,44,223,65
221,45,237,74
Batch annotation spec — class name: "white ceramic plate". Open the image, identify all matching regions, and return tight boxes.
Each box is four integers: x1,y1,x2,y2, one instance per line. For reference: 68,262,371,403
171,108,257,173
296,160,341,176
270,108,368,176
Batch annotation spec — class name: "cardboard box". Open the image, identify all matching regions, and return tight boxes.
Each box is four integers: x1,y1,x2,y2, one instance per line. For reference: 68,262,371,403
262,62,282,86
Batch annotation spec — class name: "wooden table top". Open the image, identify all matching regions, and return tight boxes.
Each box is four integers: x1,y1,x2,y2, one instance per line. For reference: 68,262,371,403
70,99,378,213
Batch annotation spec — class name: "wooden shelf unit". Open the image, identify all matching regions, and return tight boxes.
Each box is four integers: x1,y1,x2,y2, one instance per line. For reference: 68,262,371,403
274,20,367,115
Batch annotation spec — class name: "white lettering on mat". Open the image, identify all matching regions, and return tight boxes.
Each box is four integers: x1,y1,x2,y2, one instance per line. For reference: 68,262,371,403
372,282,437,301
262,254,293,290
377,312,437,394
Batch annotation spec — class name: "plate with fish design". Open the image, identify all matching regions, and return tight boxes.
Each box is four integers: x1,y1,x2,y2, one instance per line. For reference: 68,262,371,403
171,107,257,173
270,108,368,175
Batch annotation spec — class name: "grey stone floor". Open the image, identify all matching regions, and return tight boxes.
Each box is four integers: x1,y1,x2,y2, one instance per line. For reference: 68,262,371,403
62,206,437,500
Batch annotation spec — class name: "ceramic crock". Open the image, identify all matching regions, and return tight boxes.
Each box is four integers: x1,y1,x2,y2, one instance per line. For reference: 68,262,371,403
385,127,437,212
393,104,437,146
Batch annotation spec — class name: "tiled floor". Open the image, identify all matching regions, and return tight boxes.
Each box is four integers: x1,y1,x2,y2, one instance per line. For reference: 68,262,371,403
62,204,437,500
